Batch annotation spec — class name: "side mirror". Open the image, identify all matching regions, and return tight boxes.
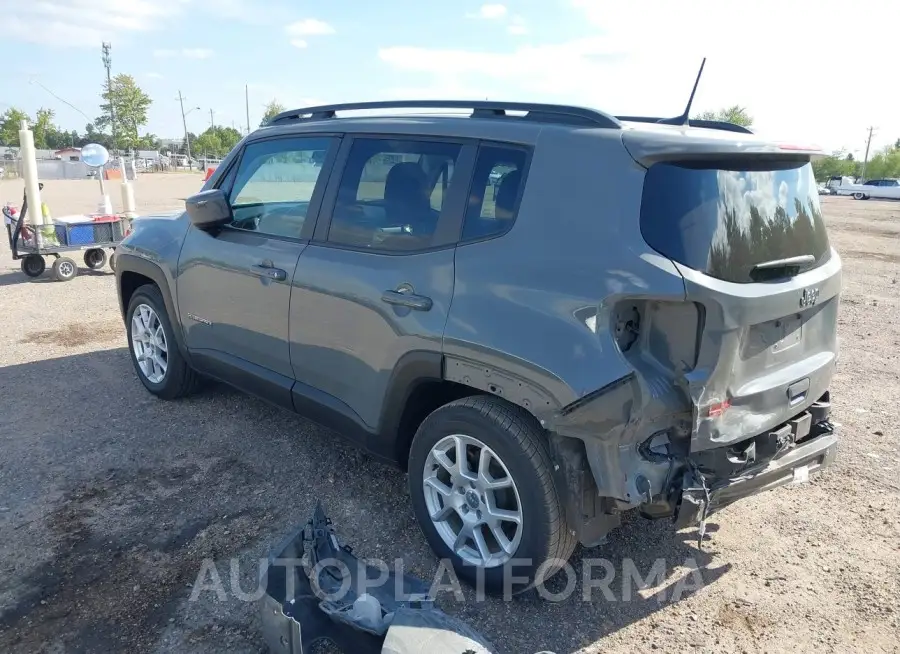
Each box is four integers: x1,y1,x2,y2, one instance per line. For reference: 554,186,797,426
185,189,232,230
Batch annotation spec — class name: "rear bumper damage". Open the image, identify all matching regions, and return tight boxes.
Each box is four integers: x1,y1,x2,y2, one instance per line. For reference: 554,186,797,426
674,426,837,529
548,385,838,544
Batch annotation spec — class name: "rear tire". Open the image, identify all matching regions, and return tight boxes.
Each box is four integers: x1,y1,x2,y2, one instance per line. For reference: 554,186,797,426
126,284,201,399
84,248,107,269
408,396,576,596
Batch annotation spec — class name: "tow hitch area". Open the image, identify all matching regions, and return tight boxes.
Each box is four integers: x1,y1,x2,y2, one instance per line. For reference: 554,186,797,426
259,502,495,654
673,418,838,534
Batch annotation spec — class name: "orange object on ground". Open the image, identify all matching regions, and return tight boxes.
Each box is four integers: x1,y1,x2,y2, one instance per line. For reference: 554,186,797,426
204,166,216,181
104,169,123,181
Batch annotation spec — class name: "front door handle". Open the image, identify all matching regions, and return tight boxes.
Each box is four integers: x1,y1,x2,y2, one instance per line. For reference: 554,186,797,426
381,289,433,311
249,264,287,281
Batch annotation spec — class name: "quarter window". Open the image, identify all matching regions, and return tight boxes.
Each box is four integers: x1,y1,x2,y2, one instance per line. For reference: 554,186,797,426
328,138,463,251
462,146,528,241
227,137,335,238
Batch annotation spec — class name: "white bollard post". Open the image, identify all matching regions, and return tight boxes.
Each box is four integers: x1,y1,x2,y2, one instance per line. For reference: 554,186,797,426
119,156,136,218
18,120,43,227
120,177,136,219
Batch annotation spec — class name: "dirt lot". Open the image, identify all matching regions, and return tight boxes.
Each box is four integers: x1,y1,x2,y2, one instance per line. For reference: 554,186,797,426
0,178,898,654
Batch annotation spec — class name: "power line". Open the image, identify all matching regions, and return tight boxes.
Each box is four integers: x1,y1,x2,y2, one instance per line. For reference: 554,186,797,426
27,79,93,122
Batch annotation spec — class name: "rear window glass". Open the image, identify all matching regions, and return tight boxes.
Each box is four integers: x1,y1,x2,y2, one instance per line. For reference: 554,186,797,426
640,161,830,283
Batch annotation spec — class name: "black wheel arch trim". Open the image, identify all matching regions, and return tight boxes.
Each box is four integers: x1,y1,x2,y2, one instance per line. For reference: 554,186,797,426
116,253,190,362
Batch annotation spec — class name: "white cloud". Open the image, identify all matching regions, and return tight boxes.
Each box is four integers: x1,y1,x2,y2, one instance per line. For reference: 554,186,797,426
286,19,336,36
4,0,186,46
154,48,214,59
507,16,528,35
467,4,508,19
290,39,308,49
182,48,214,59
379,0,900,153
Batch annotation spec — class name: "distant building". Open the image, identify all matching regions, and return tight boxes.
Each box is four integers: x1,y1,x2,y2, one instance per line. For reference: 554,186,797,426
54,147,82,162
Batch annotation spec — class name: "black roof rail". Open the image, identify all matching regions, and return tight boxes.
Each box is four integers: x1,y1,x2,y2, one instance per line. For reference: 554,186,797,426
268,100,623,129
616,115,754,135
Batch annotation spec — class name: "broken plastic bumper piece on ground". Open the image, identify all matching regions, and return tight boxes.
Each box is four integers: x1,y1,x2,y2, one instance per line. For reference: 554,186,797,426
259,502,495,654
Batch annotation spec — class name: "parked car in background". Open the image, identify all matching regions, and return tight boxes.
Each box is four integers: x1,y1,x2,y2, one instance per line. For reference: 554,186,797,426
851,178,900,200
115,100,840,594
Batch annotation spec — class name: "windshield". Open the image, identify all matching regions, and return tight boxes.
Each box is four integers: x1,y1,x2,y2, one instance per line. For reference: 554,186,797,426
640,160,831,283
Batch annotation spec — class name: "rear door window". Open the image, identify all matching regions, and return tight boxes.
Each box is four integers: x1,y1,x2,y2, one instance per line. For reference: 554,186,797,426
327,138,463,251
461,145,528,241
640,161,830,283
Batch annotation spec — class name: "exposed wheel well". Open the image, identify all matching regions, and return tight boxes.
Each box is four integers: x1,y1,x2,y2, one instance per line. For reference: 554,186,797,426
119,271,156,316
394,380,481,469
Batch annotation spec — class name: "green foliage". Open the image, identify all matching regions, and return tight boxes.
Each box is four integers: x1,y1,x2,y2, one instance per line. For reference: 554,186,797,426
812,142,900,182
95,73,153,151
32,108,56,148
193,125,242,158
811,150,860,181
858,143,900,180
260,100,286,126
693,105,754,127
0,107,30,146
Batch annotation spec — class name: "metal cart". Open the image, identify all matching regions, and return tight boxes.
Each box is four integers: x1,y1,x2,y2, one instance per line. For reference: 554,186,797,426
3,184,129,282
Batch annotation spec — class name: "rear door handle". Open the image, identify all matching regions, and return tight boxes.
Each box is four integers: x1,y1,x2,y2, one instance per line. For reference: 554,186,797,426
381,290,433,311
249,264,287,281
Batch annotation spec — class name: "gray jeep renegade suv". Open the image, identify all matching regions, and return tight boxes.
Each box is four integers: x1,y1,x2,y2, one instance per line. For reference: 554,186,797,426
116,100,840,594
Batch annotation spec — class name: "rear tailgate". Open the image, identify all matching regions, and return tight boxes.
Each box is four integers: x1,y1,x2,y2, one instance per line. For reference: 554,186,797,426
625,127,840,452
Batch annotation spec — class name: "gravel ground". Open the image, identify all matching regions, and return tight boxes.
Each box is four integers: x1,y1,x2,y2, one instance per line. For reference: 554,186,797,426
0,178,898,654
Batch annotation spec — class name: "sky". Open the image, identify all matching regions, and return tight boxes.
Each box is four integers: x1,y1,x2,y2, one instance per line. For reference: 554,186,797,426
4,0,899,156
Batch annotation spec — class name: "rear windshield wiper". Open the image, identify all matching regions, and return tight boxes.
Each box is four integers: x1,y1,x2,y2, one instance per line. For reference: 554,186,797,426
750,254,816,281
752,254,816,271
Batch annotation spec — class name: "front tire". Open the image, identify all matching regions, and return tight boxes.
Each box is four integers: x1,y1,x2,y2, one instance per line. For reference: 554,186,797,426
126,284,200,399
408,396,576,596
52,256,78,282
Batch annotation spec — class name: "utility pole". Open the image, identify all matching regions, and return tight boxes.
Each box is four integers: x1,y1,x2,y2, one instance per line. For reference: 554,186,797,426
209,108,215,130
245,84,251,134
178,90,193,171
102,42,117,154
861,126,876,182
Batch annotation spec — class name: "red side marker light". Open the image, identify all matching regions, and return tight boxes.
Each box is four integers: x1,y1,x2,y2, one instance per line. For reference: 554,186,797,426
707,400,731,417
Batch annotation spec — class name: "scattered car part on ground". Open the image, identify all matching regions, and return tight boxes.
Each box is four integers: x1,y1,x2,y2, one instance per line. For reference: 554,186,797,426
260,503,495,654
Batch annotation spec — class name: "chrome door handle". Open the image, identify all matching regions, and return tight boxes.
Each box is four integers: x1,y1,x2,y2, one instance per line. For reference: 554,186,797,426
381,290,432,311
250,264,287,281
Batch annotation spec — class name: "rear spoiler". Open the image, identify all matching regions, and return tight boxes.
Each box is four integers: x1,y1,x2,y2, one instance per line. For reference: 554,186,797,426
621,129,825,168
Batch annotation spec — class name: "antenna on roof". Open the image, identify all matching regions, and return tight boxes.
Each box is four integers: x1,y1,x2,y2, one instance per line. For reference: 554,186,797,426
658,57,706,126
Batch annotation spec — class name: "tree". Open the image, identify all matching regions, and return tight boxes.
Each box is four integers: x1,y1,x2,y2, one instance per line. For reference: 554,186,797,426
32,108,55,149
95,73,153,152
812,151,860,181
694,105,753,128
192,125,242,157
193,130,223,159
0,107,30,146
260,100,285,126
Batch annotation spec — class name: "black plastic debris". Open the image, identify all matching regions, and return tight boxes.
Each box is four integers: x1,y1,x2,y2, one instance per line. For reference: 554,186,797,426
259,502,495,654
